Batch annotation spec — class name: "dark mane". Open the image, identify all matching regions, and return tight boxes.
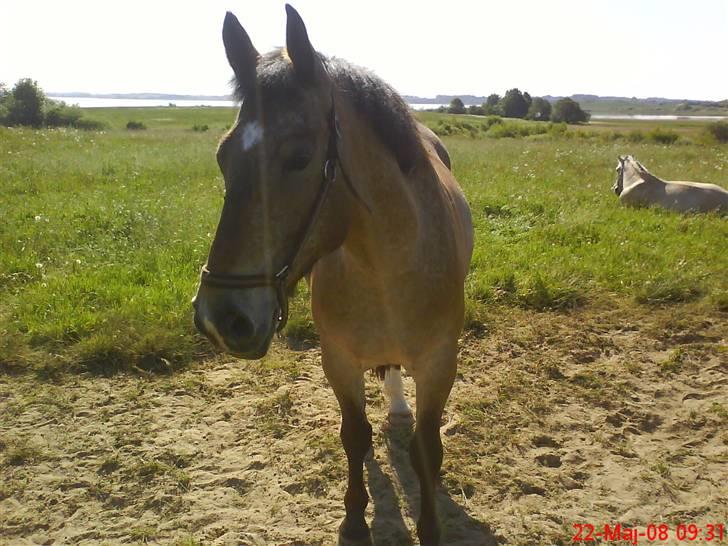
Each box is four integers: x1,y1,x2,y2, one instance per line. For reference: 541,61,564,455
233,50,423,173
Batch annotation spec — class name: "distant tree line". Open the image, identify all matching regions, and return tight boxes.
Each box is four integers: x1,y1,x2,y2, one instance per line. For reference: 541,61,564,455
0,78,104,130
445,89,590,124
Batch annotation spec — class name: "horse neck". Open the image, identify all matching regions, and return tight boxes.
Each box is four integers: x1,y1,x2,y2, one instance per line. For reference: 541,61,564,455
337,102,421,269
624,161,661,189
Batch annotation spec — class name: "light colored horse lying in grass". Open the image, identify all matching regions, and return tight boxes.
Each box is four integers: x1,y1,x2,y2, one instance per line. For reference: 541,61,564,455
613,155,728,213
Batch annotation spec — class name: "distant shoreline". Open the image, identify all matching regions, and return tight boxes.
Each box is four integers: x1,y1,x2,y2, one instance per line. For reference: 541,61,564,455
48,93,728,118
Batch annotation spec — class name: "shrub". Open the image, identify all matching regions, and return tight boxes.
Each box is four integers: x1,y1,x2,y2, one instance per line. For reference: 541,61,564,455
483,116,503,129
192,124,209,132
75,118,107,131
3,78,45,127
448,97,466,115
487,124,518,139
499,88,529,119
45,101,83,127
646,128,679,145
547,122,568,136
627,130,645,143
487,122,548,139
526,97,552,122
126,121,147,131
483,93,501,115
705,121,728,143
551,98,590,124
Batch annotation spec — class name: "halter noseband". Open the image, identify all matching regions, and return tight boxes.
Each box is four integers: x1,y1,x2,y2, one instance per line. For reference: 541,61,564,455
199,94,345,333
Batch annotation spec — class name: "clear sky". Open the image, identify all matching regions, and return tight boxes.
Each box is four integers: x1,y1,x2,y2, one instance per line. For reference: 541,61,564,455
2,0,726,100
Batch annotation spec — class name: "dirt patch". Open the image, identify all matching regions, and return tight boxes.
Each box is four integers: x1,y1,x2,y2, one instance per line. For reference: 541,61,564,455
1,304,726,545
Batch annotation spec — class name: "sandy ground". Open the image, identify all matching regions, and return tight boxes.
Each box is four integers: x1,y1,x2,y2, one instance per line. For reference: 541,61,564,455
1,304,726,546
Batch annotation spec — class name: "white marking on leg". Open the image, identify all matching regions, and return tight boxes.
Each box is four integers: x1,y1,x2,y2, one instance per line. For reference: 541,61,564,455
241,121,263,151
203,317,231,353
383,367,412,417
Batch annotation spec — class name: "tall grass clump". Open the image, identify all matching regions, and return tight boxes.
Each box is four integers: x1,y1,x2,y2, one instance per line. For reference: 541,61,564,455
646,128,679,145
126,120,147,130
704,121,728,143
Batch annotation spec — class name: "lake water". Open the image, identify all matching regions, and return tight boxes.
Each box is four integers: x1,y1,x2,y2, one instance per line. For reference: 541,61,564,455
52,96,446,111
50,97,726,120
590,114,727,121
51,96,238,108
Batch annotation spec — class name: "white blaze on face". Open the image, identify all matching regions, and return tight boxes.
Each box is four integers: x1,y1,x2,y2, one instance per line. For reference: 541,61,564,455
241,121,263,151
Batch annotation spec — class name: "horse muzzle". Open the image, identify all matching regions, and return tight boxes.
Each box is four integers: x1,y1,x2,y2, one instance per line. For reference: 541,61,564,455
192,287,278,360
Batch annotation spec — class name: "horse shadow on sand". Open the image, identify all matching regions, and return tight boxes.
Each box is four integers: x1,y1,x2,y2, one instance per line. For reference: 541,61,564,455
339,422,499,546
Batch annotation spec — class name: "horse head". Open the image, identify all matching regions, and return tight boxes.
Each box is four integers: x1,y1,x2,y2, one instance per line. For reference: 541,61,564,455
193,5,353,359
613,155,629,196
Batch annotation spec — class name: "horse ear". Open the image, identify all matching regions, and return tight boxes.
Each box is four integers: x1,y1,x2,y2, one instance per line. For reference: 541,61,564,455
223,12,260,98
285,4,317,84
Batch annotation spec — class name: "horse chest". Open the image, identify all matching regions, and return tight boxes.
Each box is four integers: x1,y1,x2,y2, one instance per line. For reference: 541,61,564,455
310,260,455,365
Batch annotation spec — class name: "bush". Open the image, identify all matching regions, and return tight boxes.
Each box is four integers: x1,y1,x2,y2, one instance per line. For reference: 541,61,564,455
483,94,501,115
627,130,645,143
547,122,568,136
126,121,147,130
192,124,209,132
487,122,548,139
75,118,107,131
551,98,590,124
3,78,46,127
1,80,101,129
45,101,83,127
483,116,503,129
705,121,728,143
499,88,529,119
646,128,679,145
448,97,466,114
526,97,552,122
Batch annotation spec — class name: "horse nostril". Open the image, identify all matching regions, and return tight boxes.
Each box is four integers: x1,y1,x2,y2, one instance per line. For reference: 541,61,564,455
226,311,255,341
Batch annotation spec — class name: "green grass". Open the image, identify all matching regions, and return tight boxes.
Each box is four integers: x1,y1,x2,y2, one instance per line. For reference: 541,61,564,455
1,109,727,375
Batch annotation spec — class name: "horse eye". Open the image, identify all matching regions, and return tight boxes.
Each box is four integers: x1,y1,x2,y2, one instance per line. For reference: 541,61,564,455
283,153,312,172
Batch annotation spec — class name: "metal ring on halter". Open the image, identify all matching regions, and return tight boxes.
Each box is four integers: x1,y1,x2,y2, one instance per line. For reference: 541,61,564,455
323,159,336,182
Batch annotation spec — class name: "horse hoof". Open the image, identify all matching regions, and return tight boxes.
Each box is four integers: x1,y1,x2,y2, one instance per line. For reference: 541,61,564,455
387,410,415,427
339,517,371,545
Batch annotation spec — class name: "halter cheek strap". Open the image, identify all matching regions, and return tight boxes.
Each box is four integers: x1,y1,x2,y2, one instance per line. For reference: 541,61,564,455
200,94,345,333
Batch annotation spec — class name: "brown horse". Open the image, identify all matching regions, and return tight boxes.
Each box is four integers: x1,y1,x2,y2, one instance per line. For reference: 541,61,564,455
192,5,473,544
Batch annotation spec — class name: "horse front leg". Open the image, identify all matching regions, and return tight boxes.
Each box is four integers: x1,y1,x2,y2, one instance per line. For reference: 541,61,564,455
322,348,372,543
410,347,457,546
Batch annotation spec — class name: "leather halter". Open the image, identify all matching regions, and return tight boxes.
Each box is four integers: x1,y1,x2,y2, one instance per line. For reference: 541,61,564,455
199,95,346,333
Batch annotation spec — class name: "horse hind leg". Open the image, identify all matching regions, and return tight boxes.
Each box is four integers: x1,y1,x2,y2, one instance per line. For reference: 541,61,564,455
381,365,414,426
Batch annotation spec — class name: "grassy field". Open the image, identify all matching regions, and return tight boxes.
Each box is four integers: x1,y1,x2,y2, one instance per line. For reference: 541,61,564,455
1,107,727,545
1,107,727,375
